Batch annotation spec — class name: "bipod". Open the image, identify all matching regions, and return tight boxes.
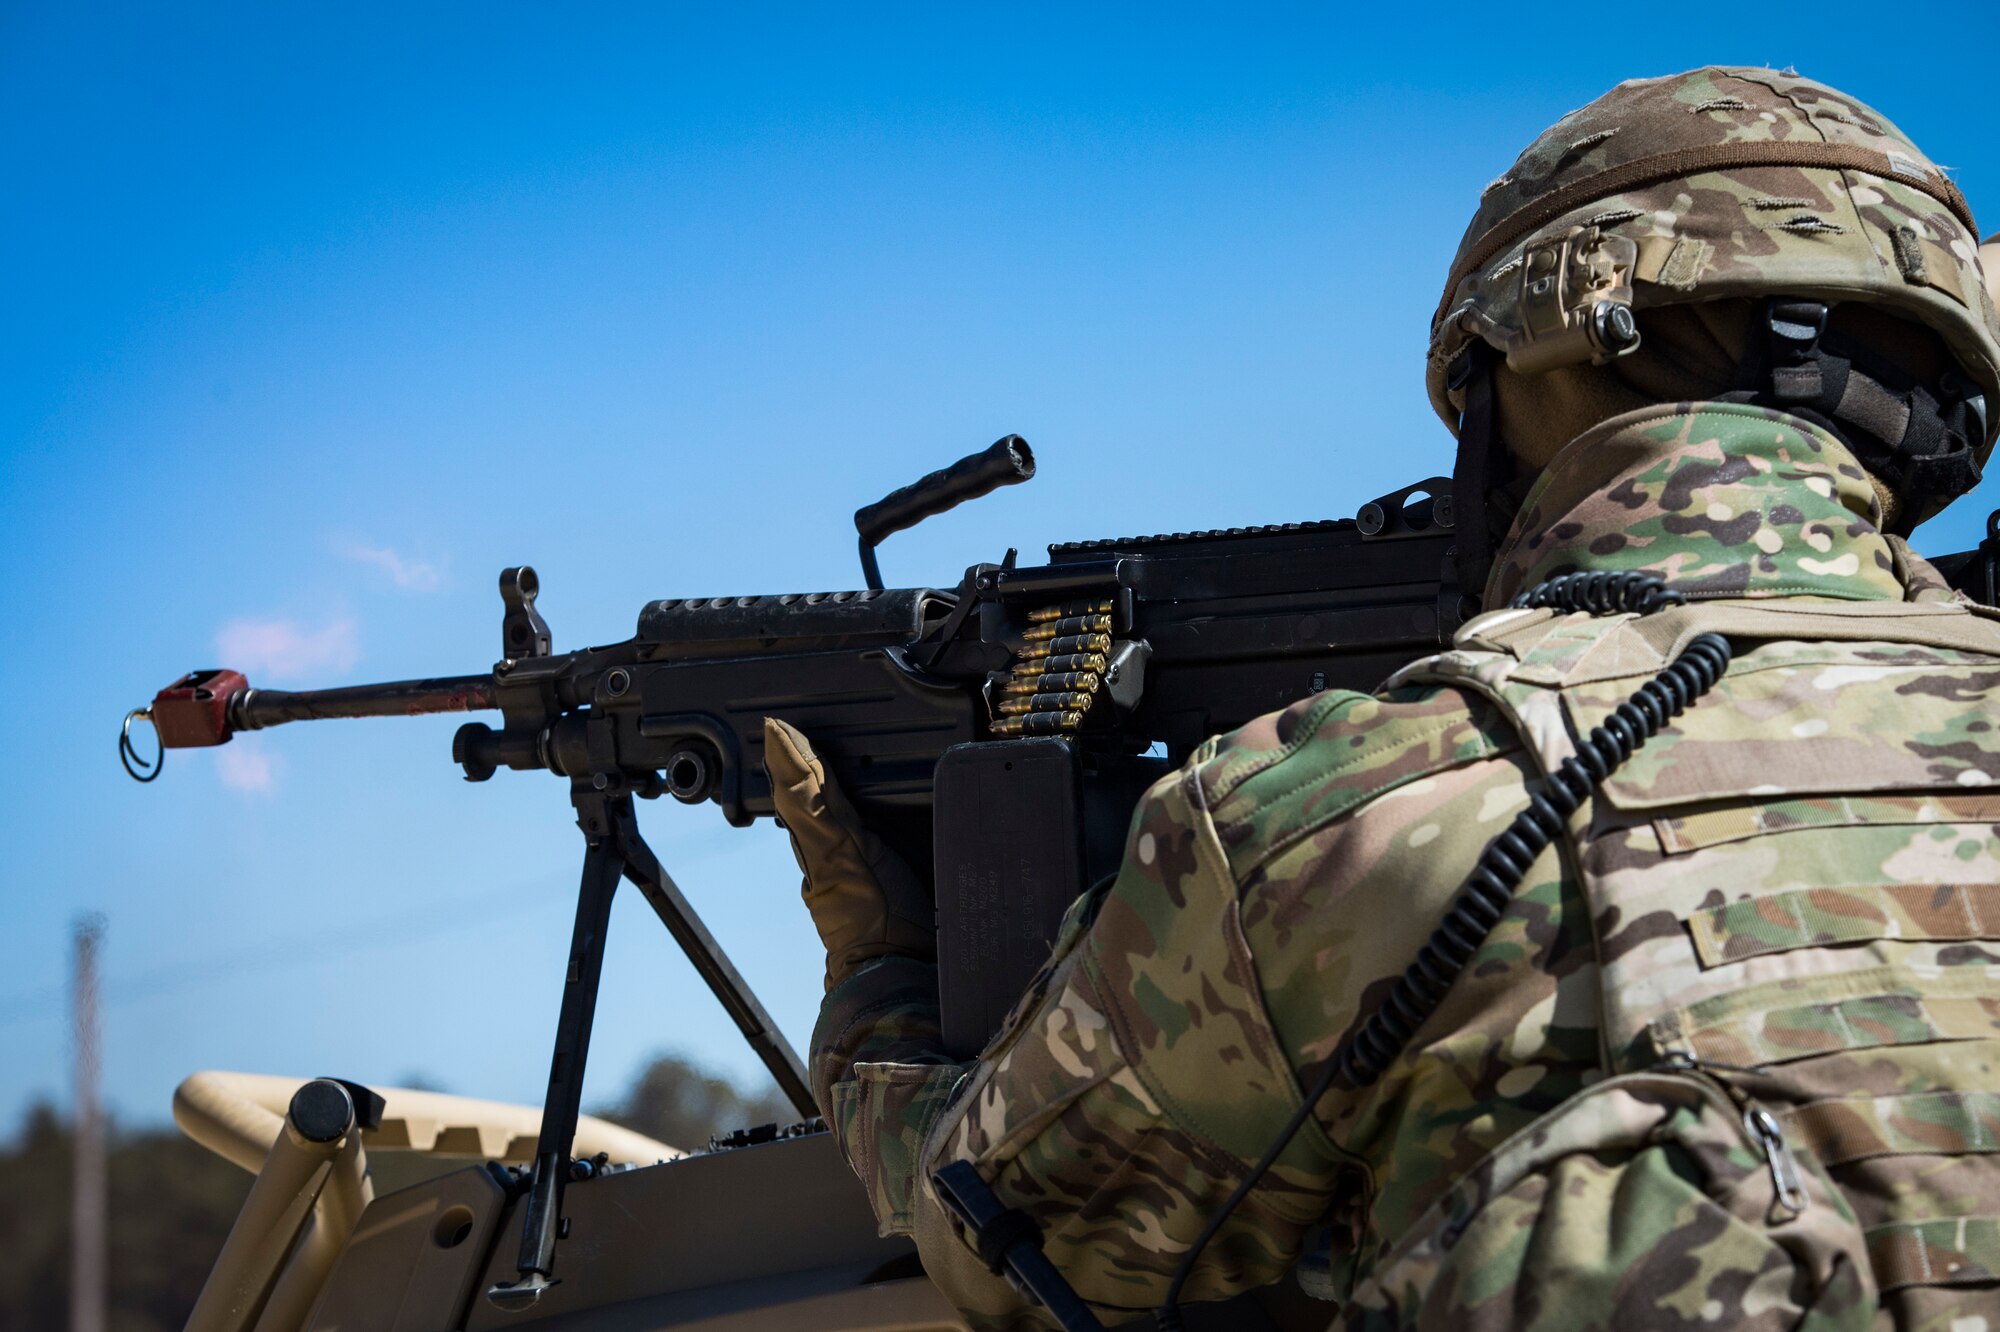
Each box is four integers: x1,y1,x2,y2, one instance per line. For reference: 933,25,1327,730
486,781,814,1310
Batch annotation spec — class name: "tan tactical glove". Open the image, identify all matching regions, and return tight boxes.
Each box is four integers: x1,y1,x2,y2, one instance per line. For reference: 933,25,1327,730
763,718,935,992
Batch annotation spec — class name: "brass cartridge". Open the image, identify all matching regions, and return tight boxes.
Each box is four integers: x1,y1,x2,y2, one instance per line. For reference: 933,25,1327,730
1038,652,1107,675
1019,632,1112,659
990,710,1084,736
995,690,1094,715
1022,613,1113,643
1027,599,1113,623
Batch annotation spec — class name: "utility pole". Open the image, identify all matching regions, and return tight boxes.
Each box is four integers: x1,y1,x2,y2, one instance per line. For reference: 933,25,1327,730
71,913,106,1332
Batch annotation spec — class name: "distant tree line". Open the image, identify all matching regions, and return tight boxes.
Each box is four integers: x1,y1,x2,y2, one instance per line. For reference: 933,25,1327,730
0,1054,794,1331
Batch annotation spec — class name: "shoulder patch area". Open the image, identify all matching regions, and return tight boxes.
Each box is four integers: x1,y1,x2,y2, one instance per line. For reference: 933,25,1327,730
1195,685,1519,877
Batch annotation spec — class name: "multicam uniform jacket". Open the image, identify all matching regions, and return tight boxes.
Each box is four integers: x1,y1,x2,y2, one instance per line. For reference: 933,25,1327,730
811,400,2000,1330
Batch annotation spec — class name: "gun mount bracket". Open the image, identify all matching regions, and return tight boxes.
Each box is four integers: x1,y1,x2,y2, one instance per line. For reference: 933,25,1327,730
487,1270,559,1311
1356,477,1455,541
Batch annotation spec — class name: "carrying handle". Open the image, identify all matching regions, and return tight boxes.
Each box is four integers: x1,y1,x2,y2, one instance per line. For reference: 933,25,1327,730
855,436,1034,589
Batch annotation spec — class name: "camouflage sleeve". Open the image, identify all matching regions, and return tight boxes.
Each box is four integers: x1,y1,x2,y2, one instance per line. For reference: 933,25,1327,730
912,729,1362,1325
811,956,970,1238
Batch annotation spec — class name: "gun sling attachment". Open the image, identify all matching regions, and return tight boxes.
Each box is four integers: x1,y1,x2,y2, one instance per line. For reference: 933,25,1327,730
125,437,2000,1307
933,1161,1106,1331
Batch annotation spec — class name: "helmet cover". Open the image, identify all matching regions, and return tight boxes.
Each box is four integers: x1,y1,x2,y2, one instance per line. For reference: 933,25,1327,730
1429,68,2000,460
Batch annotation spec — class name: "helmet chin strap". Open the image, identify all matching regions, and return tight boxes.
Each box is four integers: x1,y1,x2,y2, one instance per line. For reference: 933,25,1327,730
1723,298,1988,536
1449,340,1504,610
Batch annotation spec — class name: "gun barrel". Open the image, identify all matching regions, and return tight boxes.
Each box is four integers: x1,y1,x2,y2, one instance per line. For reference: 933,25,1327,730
233,675,498,732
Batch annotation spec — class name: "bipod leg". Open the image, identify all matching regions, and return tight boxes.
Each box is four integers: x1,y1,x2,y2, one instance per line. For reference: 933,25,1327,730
614,820,816,1119
486,794,627,1311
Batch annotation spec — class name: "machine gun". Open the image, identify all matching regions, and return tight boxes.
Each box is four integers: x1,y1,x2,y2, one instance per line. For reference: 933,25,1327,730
125,435,2000,1322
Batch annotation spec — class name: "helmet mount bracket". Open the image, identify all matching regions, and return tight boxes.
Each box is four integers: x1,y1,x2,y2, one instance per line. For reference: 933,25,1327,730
1500,226,1643,377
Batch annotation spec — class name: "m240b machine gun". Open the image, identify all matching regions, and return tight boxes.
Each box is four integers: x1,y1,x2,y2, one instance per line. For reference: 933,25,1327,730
126,436,2000,1326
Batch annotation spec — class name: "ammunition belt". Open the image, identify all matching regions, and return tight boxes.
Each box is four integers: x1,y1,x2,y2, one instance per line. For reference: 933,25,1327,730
990,600,1114,736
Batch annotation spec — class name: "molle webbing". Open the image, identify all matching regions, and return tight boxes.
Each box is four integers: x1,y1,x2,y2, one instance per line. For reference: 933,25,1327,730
1687,883,2000,965
1435,142,1978,329
1476,597,2000,685
1780,1090,2000,1167
1410,597,2000,1073
1866,1218,2000,1292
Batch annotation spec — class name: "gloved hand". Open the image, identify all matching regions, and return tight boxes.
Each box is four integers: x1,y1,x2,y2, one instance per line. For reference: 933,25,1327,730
763,717,935,992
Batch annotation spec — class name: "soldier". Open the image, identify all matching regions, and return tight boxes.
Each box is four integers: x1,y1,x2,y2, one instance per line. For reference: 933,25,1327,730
768,68,2000,1327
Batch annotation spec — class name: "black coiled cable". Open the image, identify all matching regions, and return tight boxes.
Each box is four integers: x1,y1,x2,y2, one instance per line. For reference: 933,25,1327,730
1511,569,1686,616
1154,575,1725,1330
1336,627,1727,1087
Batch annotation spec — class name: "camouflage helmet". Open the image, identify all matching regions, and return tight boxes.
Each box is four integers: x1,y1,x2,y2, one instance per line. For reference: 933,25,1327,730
1428,67,2000,462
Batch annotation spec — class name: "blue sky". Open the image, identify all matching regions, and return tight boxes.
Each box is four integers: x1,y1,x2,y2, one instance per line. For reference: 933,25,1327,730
5,3,1998,1131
